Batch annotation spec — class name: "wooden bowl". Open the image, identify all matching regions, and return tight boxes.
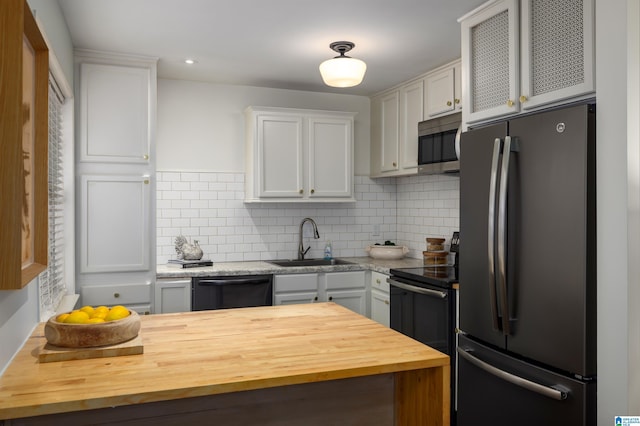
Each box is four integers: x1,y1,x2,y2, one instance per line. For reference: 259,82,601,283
44,310,140,348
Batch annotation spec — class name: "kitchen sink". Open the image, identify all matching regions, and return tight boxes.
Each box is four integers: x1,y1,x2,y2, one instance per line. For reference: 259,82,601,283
267,258,354,267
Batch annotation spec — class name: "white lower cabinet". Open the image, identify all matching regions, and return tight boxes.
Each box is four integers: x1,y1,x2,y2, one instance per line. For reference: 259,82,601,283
324,271,366,315
274,271,366,315
273,273,319,305
370,272,390,327
81,282,152,315
155,278,191,313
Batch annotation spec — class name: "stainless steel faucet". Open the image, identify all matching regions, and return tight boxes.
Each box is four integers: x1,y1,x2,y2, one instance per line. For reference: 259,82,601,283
298,218,320,260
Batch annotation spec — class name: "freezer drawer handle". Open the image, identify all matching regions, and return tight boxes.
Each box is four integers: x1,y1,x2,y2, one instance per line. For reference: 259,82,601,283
387,279,447,299
457,347,568,401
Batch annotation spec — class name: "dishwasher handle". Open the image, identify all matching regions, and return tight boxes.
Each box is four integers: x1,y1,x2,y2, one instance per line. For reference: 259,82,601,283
387,278,447,299
196,278,271,286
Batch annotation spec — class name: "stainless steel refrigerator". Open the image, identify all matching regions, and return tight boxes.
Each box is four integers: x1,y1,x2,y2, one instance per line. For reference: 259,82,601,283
457,103,596,425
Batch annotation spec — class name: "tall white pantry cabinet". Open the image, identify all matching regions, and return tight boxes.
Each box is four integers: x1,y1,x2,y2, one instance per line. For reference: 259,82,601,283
74,50,157,314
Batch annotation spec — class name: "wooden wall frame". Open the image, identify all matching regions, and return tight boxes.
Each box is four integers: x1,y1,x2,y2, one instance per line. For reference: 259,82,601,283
0,0,49,290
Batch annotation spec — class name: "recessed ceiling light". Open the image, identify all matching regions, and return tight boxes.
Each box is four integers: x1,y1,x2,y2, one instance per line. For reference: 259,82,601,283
184,59,197,65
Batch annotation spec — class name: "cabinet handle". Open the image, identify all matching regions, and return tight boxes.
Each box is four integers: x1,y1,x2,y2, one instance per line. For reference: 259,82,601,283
506,99,514,107
384,300,390,305
299,189,303,194
519,95,528,103
114,293,120,298
446,101,452,107
310,189,315,194
454,98,460,104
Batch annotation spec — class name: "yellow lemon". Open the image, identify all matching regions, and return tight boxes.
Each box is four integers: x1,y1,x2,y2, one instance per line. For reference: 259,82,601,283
64,311,90,324
105,306,130,322
56,313,69,322
86,317,105,324
79,305,95,316
94,306,109,314
90,310,108,320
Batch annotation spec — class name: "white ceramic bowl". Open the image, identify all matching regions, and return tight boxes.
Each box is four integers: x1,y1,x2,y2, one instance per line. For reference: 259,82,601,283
366,245,409,260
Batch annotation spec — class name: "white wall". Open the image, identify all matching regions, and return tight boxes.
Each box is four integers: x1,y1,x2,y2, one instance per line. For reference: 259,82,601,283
627,0,640,410
0,0,74,376
596,0,633,421
27,0,74,86
157,79,371,175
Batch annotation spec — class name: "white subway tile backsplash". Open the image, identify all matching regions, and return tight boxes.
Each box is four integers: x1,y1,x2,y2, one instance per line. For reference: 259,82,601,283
156,172,459,264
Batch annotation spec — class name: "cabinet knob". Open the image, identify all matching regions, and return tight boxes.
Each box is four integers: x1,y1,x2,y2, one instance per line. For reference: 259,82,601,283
310,189,315,194
376,279,381,284
446,100,452,107
519,95,528,103
385,300,390,305
143,154,149,160
299,189,304,194
329,296,333,301
392,162,397,167
114,293,120,298
454,98,460,104
144,179,150,184
314,296,318,301
506,99,514,107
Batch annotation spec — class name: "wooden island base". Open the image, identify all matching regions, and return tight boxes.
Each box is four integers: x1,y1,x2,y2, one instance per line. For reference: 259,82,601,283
0,303,449,426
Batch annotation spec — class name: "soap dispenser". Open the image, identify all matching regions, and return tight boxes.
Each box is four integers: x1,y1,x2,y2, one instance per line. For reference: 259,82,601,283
324,241,333,260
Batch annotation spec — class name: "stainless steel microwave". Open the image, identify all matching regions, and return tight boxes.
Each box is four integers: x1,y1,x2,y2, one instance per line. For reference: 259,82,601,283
417,112,462,174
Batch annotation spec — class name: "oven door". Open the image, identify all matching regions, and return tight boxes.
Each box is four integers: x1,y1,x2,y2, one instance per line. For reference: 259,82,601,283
388,277,452,355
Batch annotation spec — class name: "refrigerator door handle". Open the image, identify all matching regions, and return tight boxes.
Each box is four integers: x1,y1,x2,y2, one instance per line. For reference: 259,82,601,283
497,136,514,336
457,347,568,401
488,138,502,331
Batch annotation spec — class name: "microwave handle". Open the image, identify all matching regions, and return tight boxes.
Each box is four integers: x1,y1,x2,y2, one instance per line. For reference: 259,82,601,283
454,126,462,160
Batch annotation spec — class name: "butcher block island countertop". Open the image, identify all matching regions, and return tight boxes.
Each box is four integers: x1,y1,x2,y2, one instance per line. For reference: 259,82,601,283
0,303,450,426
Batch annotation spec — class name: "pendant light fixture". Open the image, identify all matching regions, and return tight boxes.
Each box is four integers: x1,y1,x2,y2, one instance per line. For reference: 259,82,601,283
319,41,367,88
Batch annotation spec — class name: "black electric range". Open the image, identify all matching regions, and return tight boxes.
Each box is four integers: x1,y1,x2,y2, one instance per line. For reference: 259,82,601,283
389,265,458,289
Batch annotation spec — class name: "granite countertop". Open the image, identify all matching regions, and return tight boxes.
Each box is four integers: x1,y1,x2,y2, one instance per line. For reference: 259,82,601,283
156,256,425,278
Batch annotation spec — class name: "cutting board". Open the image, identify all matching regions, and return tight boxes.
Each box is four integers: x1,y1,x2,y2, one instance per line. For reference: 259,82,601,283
38,334,143,363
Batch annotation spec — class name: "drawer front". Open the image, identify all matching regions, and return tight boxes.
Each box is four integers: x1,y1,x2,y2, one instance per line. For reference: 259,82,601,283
82,283,151,306
371,272,390,292
274,274,318,292
325,271,365,290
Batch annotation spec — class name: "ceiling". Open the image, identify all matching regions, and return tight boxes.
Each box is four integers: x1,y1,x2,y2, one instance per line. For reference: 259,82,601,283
57,0,486,96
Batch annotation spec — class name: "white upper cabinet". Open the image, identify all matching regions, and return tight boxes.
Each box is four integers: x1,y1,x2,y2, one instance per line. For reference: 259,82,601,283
460,0,520,123
256,113,304,198
370,80,421,177
519,0,594,110
425,63,462,118
245,107,355,202
379,91,400,173
370,59,461,178
400,80,424,171
80,63,152,163
460,0,594,124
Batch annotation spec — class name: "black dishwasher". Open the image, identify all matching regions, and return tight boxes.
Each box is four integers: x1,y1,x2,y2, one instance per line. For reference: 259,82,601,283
191,275,273,311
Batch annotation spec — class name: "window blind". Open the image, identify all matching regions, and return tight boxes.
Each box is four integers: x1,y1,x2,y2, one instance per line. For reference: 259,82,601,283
39,78,66,321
